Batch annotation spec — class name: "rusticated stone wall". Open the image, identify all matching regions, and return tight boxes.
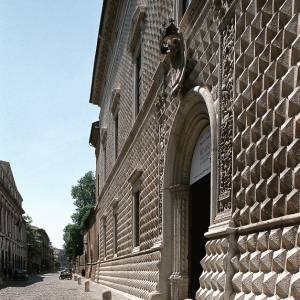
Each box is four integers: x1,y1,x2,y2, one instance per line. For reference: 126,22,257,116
96,250,160,299
232,225,300,299
229,0,300,298
232,0,300,227
198,238,230,299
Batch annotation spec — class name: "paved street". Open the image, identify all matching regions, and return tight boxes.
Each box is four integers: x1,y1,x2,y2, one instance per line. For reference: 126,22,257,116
0,273,103,300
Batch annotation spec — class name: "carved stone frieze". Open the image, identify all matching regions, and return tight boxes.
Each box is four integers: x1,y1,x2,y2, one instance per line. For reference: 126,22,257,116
217,18,234,215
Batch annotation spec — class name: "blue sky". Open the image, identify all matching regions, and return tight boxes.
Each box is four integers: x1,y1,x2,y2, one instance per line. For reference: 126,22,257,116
0,0,102,248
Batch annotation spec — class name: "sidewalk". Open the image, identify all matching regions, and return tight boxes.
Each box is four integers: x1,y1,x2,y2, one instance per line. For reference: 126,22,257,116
75,275,139,300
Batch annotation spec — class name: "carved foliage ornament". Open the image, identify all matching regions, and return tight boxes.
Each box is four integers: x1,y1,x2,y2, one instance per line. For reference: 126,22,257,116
155,80,168,237
217,18,234,214
160,19,186,94
213,0,234,20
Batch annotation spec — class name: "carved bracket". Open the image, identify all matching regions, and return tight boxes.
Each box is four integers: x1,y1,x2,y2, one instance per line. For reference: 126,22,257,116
160,19,186,94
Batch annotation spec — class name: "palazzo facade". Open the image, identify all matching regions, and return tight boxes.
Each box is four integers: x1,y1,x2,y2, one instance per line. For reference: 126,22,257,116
0,161,27,280
87,0,300,299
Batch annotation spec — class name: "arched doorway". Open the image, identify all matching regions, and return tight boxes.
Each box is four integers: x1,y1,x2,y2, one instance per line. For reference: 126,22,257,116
162,87,217,300
188,125,211,298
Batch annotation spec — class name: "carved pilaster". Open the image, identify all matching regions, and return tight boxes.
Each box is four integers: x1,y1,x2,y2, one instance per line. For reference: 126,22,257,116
168,184,190,300
155,78,168,239
213,0,235,219
217,18,234,216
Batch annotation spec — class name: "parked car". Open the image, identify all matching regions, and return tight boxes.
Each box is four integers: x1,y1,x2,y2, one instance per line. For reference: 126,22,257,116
59,270,72,280
13,269,29,281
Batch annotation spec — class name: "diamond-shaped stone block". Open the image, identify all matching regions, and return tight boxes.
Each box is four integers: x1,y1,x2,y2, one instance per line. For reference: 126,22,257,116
263,272,277,296
252,272,264,295
282,226,297,249
275,271,291,298
260,250,273,273
290,273,300,299
269,228,282,250
286,247,300,274
257,231,269,251
273,249,287,273
242,272,253,294
232,272,243,293
240,252,250,273
286,189,300,214
247,233,258,252
249,251,261,272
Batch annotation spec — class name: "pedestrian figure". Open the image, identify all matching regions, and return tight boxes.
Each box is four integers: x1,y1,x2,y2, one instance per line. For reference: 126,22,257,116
8,268,12,280
81,269,85,277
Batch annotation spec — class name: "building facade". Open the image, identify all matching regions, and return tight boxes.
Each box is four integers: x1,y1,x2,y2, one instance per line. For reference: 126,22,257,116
87,0,300,299
0,161,27,280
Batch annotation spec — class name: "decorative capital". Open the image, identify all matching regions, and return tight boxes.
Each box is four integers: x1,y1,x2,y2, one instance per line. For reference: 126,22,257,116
168,184,190,200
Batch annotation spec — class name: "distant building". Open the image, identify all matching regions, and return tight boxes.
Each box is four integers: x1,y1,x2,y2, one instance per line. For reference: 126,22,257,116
53,248,68,270
28,226,54,273
0,161,27,280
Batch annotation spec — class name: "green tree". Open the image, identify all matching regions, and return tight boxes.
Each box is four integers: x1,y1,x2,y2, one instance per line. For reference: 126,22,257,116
63,171,96,260
63,224,83,259
71,171,96,229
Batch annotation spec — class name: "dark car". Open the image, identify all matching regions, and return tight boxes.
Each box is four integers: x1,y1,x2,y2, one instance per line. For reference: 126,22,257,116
13,269,29,281
59,270,72,280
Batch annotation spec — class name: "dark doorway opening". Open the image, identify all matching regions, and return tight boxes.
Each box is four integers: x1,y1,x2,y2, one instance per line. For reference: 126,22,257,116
188,173,210,298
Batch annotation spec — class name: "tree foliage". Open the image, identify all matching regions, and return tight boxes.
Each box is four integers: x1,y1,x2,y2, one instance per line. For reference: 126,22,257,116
24,215,42,255
63,171,96,260
63,223,83,260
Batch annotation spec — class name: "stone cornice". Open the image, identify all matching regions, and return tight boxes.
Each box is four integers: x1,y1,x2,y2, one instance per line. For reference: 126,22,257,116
127,5,147,53
89,121,100,148
89,0,121,106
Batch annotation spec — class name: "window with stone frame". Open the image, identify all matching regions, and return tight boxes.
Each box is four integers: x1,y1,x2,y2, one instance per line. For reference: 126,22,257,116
134,43,142,118
103,143,107,180
114,112,119,160
182,0,192,15
128,168,143,252
100,127,107,184
127,5,147,120
110,89,120,161
96,233,100,259
133,190,140,248
113,203,118,255
175,0,192,22
102,217,107,259
97,174,100,196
